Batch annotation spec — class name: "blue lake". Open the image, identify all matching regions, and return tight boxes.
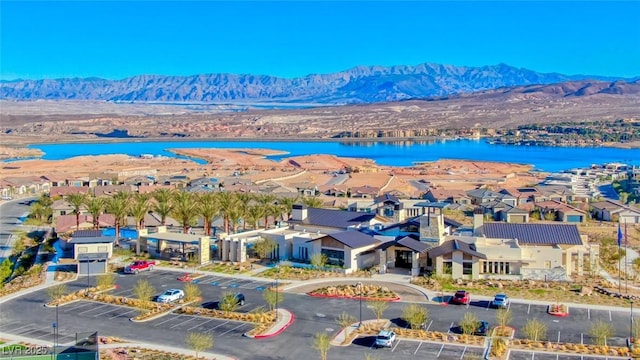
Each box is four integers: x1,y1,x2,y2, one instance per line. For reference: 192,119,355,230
25,139,640,173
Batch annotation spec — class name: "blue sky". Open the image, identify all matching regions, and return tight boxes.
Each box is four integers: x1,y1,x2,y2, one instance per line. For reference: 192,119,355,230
1,1,639,80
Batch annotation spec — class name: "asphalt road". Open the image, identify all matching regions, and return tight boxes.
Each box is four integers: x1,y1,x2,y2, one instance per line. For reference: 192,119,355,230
0,197,35,261
0,269,632,360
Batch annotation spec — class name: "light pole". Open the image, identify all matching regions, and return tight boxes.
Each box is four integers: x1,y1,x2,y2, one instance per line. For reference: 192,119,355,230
356,282,363,328
274,274,279,322
631,301,635,351
86,260,91,289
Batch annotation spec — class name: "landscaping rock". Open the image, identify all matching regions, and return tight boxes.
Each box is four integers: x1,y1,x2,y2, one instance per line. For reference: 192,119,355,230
580,286,593,296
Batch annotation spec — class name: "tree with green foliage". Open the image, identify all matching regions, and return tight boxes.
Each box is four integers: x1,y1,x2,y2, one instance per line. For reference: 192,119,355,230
367,300,389,321
589,320,614,345
522,318,547,341
263,288,282,312
65,193,88,230
312,332,331,360
0,259,14,286
310,253,328,270
253,237,277,260
244,204,265,230
301,196,323,208
130,193,152,255
184,283,202,302
133,279,155,312
47,284,68,303
152,188,175,226
336,311,357,330
459,312,480,335
185,332,213,359
85,196,107,230
196,192,219,236
401,303,429,330
96,273,116,289
219,292,240,314
106,192,130,246
172,191,198,234
495,309,513,329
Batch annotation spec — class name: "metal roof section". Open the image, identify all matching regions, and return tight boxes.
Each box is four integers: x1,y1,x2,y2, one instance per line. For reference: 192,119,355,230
292,207,377,229
69,236,116,244
428,239,487,259
72,230,103,238
310,230,379,249
482,222,583,245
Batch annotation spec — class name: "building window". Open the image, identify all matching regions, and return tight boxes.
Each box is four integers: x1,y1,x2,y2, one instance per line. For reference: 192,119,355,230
78,246,88,253
463,262,473,275
481,261,511,275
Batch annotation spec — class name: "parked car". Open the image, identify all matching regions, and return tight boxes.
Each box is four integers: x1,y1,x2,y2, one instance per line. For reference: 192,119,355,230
156,289,184,303
451,290,470,305
491,293,510,308
474,320,490,336
233,293,246,306
375,329,396,348
124,260,156,274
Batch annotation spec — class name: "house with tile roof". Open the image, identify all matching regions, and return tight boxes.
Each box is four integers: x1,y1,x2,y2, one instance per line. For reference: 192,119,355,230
591,200,640,224
535,200,587,222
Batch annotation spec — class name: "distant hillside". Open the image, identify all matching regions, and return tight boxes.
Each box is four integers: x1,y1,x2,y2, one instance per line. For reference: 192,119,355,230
0,63,632,104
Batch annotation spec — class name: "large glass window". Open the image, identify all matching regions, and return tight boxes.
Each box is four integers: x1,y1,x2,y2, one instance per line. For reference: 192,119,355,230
463,262,473,275
321,249,344,266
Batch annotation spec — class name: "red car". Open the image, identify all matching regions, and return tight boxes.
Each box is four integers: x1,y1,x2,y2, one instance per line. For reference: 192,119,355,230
451,290,470,305
124,260,156,274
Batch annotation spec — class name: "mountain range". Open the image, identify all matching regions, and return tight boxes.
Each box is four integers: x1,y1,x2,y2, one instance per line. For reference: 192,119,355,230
1,63,636,104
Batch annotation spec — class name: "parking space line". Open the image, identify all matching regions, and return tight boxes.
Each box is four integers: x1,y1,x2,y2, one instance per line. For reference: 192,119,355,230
79,304,108,315
390,339,400,352
187,319,214,331
460,346,467,359
94,307,121,318
62,302,94,312
609,310,612,321
218,323,247,336
425,320,433,331
557,331,560,343
239,281,258,289
447,322,454,333
217,279,236,286
205,321,230,333
527,304,531,314
436,344,444,358
580,333,584,344
109,309,137,319
414,342,422,354
486,302,490,310
171,316,198,328
6,324,33,334
530,352,534,359
154,315,181,327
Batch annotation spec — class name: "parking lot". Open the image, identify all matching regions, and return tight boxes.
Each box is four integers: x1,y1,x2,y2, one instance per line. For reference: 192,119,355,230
0,318,77,345
147,313,253,337
508,350,626,360
110,270,274,309
347,336,486,360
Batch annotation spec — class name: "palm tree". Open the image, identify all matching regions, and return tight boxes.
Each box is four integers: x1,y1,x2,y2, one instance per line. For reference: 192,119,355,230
217,192,240,234
152,188,174,226
257,194,277,228
172,191,198,234
66,192,88,230
277,195,299,222
130,193,151,255
236,193,253,230
244,204,265,230
196,192,219,236
106,191,130,246
85,196,106,230
301,196,323,208
226,205,243,234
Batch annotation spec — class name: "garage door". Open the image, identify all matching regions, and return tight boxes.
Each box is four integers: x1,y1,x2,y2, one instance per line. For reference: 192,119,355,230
566,215,582,222
78,260,107,275
510,215,526,223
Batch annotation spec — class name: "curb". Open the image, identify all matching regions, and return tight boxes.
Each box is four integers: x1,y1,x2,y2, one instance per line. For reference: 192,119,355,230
250,311,295,339
307,293,401,302
129,300,199,322
547,305,570,317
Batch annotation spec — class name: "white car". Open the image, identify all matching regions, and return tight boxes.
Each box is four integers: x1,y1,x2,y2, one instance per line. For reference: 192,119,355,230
375,330,396,348
156,289,184,303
